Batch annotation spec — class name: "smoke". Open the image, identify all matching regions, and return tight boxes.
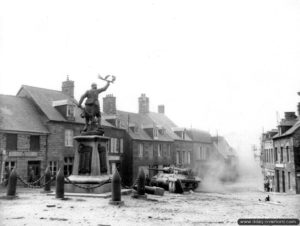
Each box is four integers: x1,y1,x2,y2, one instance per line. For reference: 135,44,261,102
196,145,264,193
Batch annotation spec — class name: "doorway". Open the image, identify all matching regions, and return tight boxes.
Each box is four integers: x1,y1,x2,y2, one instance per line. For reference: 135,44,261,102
28,161,41,184
276,170,280,192
296,174,300,194
282,171,285,192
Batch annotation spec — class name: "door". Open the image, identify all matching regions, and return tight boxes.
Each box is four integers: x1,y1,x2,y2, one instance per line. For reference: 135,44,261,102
296,174,300,194
28,161,41,184
282,171,285,193
276,170,280,192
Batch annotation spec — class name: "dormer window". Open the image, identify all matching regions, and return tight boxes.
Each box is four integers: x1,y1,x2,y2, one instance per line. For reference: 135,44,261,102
153,128,159,139
172,127,187,140
115,119,121,128
52,99,75,121
159,128,166,135
67,104,75,117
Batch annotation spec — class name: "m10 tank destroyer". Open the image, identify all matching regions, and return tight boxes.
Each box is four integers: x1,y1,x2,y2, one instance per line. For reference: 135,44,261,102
149,167,201,193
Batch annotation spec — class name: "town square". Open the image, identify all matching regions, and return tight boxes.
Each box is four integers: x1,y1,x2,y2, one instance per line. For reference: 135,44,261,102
0,0,300,225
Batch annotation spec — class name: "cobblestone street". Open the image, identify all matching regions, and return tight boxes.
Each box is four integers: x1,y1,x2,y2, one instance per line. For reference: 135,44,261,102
0,185,299,226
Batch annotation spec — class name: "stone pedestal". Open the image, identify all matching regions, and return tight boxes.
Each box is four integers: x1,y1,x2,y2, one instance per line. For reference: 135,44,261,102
65,135,112,194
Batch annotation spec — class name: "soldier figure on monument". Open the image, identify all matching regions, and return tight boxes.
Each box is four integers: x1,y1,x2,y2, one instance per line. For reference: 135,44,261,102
78,74,116,133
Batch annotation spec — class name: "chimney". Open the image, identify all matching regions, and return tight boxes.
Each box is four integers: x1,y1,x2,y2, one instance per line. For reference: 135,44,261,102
284,112,297,120
158,105,165,114
62,75,74,98
138,93,149,114
103,94,116,115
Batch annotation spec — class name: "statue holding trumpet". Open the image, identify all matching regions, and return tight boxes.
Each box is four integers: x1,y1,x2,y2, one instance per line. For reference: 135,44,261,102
78,74,116,134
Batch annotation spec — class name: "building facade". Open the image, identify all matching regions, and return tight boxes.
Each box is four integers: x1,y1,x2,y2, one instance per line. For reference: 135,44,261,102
261,110,300,194
0,79,125,183
0,79,237,187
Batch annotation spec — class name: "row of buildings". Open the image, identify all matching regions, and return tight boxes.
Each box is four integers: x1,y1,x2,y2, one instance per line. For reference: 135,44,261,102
0,78,238,185
261,93,300,194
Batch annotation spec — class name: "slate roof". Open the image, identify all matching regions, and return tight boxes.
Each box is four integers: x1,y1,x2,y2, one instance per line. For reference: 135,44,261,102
147,112,192,141
186,129,212,143
113,110,174,141
0,94,49,134
17,85,113,127
273,120,300,139
212,136,236,158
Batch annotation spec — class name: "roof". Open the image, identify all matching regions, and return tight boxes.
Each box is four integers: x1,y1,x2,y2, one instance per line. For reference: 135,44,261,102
113,110,174,141
186,129,212,143
279,119,297,127
17,85,113,127
0,94,49,134
147,112,192,141
212,136,236,158
273,120,300,139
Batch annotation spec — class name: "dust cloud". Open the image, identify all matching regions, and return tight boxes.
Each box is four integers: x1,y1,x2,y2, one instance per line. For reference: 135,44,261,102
196,146,263,193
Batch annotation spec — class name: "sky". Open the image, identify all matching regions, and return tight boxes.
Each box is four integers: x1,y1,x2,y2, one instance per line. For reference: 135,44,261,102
0,0,300,158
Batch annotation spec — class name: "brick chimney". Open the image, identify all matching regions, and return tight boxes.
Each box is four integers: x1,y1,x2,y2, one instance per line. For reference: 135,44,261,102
138,93,149,114
158,105,165,114
103,94,116,115
284,112,297,120
62,75,74,98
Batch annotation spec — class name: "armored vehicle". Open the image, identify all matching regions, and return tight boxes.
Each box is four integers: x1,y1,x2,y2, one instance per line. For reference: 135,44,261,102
149,167,201,193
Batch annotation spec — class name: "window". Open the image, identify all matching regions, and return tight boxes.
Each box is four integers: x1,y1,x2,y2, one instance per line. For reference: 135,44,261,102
280,147,283,163
66,105,75,117
286,146,290,162
110,138,117,153
30,135,40,151
148,145,153,159
167,144,171,157
187,152,191,164
49,161,58,176
138,143,143,158
160,128,166,135
182,131,185,140
65,130,73,147
157,144,162,157
6,133,17,151
198,146,206,160
271,148,274,163
153,128,158,139
288,172,291,190
176,151,180,164
275,147,278,162
120,138,124,153
115,119,121,128
183,151,186,164
64,157,74,176
5,161,16,171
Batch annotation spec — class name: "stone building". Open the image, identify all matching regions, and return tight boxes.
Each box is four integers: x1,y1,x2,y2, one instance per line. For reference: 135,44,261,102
103,94,175,185
0,94,49,181
211,136,238,182
271,112,300,194
186,129,213,178
0,78,125,182
0,79,238,187
261,109,300,194
260,129,278,190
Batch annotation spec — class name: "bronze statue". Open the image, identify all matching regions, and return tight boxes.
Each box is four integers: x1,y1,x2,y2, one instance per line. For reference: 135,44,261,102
78,74,116,134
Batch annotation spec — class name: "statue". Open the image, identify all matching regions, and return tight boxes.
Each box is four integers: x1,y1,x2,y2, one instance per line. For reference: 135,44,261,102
78,74,116,134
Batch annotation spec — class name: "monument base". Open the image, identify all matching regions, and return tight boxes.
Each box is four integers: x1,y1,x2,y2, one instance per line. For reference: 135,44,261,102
65,175,112,194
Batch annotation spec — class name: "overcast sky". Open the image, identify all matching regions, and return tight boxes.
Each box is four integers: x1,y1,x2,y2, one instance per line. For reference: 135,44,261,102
1,0,300,157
